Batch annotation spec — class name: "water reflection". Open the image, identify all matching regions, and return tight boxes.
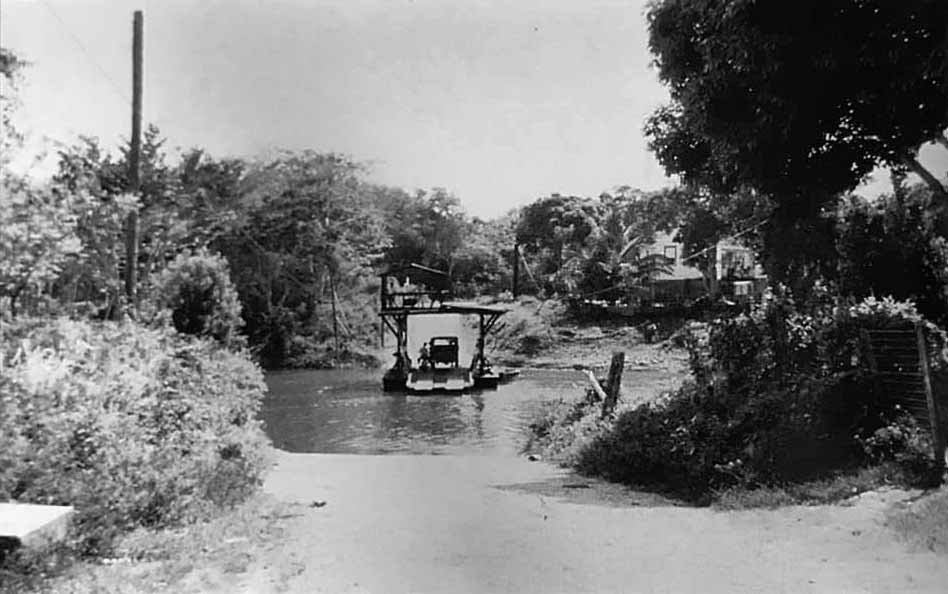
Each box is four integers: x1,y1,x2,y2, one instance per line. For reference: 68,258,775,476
262,368,584,456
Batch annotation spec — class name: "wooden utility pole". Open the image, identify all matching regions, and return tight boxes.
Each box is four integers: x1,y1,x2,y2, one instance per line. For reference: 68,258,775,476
124,10,143,311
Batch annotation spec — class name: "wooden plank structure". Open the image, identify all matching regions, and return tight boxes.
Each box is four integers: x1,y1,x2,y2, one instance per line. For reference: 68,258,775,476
863,324,947,473
583,351,626,418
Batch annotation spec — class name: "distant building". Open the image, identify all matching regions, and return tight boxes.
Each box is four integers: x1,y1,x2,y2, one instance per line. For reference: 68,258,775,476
715,238,764,281
643,231,705,305
648,231,704,281
642,230,766,305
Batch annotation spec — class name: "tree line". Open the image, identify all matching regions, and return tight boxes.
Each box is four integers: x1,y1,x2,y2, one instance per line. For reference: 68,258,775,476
5,0,948,371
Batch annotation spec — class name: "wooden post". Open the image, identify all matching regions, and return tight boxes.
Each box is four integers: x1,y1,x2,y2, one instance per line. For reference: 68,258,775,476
917,324,946,476
601,351,625,418
860,329,878,373
519,248,539,294
124,10,143,312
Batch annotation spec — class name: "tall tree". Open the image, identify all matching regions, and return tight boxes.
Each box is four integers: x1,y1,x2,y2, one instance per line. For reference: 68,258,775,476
219,151,389,365
516,194,600,291
645,0,948,220
451,215,515,296
835,185,948,327
373,186,469,273
1,47,27,163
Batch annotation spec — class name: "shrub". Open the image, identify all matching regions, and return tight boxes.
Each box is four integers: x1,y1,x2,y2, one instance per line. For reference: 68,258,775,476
834,188,948,329
145,249,243,346
569,291,947,499
284,334,381,369
858,413,942,486
887,486,948,555
0,317,270,554
490,297,567,356
525,395,612,465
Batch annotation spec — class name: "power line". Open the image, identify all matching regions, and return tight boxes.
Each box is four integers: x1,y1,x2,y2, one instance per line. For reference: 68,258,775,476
39,0,131,104
680,218,768,264
37,3,170,148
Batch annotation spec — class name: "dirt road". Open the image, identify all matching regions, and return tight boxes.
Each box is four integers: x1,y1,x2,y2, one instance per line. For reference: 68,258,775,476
240,452,947,594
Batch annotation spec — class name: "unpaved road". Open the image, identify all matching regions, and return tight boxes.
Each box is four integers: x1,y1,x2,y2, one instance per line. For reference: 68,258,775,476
239,452,947,594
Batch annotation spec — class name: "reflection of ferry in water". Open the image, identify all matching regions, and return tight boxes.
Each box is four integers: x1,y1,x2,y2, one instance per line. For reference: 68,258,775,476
378,264,515,393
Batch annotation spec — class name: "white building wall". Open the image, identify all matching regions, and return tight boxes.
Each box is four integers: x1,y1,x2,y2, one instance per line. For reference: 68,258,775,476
648,231,705,281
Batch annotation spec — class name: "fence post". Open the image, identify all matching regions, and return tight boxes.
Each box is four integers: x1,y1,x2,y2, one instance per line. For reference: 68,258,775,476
916,324,946,477
859,329,877,373
602,351,625,418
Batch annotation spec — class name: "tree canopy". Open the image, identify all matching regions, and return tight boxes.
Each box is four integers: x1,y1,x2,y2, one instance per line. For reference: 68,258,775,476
645,0,948,218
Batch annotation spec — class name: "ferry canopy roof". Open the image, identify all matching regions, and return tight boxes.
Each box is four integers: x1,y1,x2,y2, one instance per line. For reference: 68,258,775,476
379,301,507,317
378,263,448,277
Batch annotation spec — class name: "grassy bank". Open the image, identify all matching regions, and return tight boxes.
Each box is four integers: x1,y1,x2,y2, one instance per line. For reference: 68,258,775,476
0,317,272,590
528,387,945,515
479,295,688,374
1,495,303,594
279,341,382,370
887,487,948,555
525,294,948,520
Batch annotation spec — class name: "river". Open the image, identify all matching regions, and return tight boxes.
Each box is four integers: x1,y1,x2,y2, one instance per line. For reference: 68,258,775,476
262,312,588,456
262,367,585,456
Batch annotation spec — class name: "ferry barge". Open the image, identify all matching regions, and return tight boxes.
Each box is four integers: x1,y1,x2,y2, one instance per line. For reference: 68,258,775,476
378,264,509,393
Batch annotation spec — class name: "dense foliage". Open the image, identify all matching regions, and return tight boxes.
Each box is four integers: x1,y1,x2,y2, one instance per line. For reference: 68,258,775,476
145,249,244,346
646,0,948,211
4,112,703,366
0,318,270,553
834,186,948,328
645,0,948,289
571,292,948,497
515,192,681,299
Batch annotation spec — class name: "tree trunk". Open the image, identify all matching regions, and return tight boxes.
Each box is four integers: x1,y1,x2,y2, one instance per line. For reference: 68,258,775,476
512,242,520,298
9,286,21,318
329,269,340,351
904,155,947,197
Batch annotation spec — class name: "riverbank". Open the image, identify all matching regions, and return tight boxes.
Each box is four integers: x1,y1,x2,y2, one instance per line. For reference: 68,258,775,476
29,452,948,593
277,346,382,371
278,296,687,377
482,297,689,412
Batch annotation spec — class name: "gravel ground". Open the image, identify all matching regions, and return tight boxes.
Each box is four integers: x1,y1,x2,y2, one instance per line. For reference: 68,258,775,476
231,452,948,594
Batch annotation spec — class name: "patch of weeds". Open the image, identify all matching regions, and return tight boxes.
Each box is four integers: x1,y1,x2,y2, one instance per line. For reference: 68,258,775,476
2,495,299,594
784,465,907,504
887,487,948,555
523,393,610,465
713,485,799,510
713,464,909,510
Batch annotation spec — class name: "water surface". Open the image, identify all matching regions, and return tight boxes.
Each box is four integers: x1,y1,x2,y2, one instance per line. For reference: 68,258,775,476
262,368,585,456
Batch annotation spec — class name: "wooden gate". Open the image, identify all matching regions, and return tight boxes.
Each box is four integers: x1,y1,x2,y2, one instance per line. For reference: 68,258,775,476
863,324,947,471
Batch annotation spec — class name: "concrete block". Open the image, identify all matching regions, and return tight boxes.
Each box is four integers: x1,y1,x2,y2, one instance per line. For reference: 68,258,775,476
0,503,75,549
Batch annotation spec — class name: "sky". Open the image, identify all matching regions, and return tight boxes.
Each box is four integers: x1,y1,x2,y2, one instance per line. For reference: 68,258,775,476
2,0,946,219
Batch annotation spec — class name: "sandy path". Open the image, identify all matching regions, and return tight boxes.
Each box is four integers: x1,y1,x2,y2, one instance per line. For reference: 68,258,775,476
244,452,947,594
